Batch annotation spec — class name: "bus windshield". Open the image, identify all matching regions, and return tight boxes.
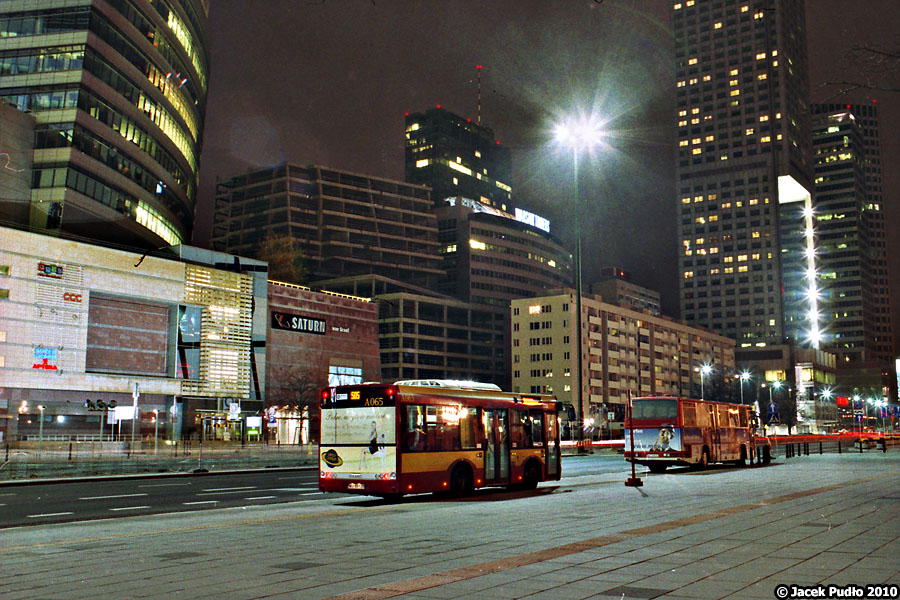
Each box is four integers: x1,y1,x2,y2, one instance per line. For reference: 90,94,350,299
632,398,678,420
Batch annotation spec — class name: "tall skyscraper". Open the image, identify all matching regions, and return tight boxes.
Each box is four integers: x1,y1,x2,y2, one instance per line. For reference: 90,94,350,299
405,107,512,210
0,0,209,250
811,103,894,364
673,0,815,355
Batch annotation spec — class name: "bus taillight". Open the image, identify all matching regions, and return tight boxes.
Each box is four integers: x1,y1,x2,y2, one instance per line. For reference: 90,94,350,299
386,385,397,397
321,388,330,402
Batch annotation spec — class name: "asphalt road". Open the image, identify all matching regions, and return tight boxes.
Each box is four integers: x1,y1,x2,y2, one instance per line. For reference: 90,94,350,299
0,452,636,528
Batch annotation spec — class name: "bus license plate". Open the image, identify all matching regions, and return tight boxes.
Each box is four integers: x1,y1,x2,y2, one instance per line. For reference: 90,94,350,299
647,453,660,457
347,483,365,490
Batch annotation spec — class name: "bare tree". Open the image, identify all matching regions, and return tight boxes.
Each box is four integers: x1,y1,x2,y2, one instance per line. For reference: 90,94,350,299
257,233,307,285
267,344,329,443
822,44,900,97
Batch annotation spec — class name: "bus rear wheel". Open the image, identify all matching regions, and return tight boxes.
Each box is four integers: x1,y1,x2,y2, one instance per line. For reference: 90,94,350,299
520,462,540,490
694,449,709,470
448,464,473,497
736,446,749,467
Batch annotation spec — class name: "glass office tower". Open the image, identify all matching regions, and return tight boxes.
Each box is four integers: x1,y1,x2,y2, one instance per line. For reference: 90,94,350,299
0,0,209,249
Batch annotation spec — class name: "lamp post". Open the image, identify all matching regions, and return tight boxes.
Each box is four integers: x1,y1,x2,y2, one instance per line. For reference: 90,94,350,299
38,404,45,457
554,115,602,452
820,388,833,431
739,370,751,405
153,409,159,455
699,364,712,401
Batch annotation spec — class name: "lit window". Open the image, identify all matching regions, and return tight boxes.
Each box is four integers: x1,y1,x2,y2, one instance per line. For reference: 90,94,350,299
678,120,688,127
759,115,769,122
704,135,714,142
714,22,722,29
738,265,748,272
730,79,739,86
691,118,700,125
691,107,700,114
673,2,682,9
707,193,716,200
703,74,711,81
684,271,694,279
678,109,687,116
724,256,733,263
738,254,748,262
745,128,755,135
752,231,761,238
741,5,749,12
679,140,689,147
681,197,691,204
709,215,718,222
730,89,741,96
416,159,430,168
695,216,706,224
756,52,767,60
751,253,760,260
692,137,701,145
725,267,734,274
692,148,702,155
758,73,768,80
470,239,486,250
689,78,698,85
761,136,771,143
710,247,719,254
721,202,731,209
686,0,694,5
754,11,764,19
474,150,481,158
693,195,704,203
729,68,739,76
749,198,759,205
677,80,686,88
688,57,698,65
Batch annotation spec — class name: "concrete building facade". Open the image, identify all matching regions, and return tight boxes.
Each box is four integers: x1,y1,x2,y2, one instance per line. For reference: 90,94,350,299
512,291,735,439
0,226,266,444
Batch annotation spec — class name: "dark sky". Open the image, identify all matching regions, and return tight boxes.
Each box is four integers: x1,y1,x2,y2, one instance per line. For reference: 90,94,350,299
195,0,900,325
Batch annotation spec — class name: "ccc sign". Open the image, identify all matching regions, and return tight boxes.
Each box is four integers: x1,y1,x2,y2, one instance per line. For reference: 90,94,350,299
63,292,82,303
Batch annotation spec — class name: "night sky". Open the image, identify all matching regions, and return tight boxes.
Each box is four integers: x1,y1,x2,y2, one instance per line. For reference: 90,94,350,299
195,0,900,331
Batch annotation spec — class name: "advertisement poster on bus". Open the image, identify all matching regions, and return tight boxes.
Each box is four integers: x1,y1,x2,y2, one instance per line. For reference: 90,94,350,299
624,427,682,452
320,405,397,478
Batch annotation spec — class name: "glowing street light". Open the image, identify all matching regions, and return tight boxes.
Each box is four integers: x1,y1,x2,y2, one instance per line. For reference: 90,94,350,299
738,370,751,405
698,363,713,401
38,404,45,456
554,113,604,451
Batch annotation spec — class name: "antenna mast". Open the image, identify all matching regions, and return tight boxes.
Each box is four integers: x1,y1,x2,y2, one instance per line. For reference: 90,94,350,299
476,64,482,125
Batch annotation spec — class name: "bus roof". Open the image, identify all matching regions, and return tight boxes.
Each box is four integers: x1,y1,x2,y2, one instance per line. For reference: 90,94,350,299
393,379,502,391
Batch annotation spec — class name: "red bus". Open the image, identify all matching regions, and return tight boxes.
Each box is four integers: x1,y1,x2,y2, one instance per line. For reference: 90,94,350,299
318,380,562,497
624,396,771,473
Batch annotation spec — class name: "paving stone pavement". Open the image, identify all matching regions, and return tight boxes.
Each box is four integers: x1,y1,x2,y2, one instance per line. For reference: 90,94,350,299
0,453,897,600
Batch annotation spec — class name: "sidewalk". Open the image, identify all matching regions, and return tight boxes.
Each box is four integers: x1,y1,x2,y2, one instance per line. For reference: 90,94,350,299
0,453,897,599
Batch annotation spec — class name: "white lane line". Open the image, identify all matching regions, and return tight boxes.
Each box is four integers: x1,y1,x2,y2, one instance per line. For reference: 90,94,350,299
0,493,17,497
298,492,322,496
183,500,218,506
199,486,256,492
138,483,191,488
245,496,277,500
109,506,151,512
79,493,148,501
271,487,319,492
27,512,74,518
197,490,261,496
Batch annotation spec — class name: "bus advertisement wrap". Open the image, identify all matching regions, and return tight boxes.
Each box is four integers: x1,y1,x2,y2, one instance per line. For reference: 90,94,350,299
624,427,683,453
320,405,397,479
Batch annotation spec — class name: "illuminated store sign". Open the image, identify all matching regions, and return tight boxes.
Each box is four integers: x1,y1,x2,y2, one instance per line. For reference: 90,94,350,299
37,262,64,279
271,311,326,335
515,208,550,233
33,347,58,370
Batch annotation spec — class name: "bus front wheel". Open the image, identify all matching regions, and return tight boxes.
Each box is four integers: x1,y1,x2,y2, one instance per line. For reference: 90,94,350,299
648,463,668,474
520,461,541,490
448,464,473,497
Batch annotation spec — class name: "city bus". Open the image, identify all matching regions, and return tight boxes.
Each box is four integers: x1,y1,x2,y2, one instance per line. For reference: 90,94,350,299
624,396,771,473
318,380,561,497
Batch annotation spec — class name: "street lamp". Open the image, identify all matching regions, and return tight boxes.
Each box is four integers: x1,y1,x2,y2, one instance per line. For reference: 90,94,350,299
38,404,45,456
699,364,712,401
152,409,159,455
738,370,751,405
554,114,603,451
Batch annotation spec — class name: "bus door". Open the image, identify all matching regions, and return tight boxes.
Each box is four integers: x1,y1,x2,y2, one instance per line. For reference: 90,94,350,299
482,408,509,485
546,412,560,478
707,403,721,462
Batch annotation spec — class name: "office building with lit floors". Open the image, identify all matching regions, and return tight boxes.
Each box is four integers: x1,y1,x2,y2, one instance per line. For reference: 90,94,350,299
211,164,443,289
810,105,896,402
672,1,832,410
0,0,209,250
404,106,512,210
511,292,734,440
0,226,266,445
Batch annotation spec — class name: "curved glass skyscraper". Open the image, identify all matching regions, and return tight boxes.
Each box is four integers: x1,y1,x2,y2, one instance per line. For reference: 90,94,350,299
0,0,209,249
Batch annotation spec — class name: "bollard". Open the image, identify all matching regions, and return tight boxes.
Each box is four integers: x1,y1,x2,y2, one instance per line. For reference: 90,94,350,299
819,442,823,455
68,442,73,461
882,438,887,453
838,440,842,454
804,442,809,456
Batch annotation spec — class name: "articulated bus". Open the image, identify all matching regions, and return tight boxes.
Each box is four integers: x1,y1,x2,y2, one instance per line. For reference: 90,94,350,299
624,396,771,473
319,380,561,497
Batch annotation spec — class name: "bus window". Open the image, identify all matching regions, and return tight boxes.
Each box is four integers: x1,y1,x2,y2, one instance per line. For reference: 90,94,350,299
460,407,478,449
405,405,426,451
738,407,749,428
529,410,544,446
633,398,678,420
682,402,696,427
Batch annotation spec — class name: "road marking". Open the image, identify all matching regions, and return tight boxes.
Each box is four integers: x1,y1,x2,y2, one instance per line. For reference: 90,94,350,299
138,483,191,488
197,489,261,496
272,487,319,492
26,512,74,518
0,493,16,497
182,500,218,506
199,486,256,492
79,493,148,501
109,506,150,512
245,496,277,500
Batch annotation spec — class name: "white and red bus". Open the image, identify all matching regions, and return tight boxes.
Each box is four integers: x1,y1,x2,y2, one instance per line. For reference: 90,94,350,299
624,396,771,473
318,380,561,497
